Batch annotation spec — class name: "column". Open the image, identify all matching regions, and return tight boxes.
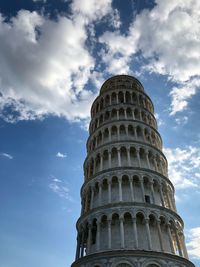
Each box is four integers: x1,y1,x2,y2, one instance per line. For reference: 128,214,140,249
100,154,103,171
117,126,120,141
87,224,92,254
129,177,134,201
139,177,145,202
108,151,111,168
123,92,126,103
109,128,111,142
159,183,165,207
166,188,172,209
108,179,112,203
75,234,81,260
98,182,102,206
181,232,189,259
134,127,137,140
84,193,88,213
117,148,121,167
133,217,138,249
145,151,150,168
145,218,152,250
80,230,85,257
153,157,158,171
120,217,125,248
157,220,164,252
117,109,119,120
124,109,127,119
125,125,128,136
118,177,123,202
96,219,101,251
108,218,112,249
175,228,183,257
116,93,119,104
139,110,142,121
93,160,96,175
167,223,175,254
90,186,94,210
136,149,141,167
149,180,155,204
127,148,131,166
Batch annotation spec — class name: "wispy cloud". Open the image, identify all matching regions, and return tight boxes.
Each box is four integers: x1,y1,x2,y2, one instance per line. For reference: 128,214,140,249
187,227,200,259
0,152,13,160
49,176,73,201
56,152,67,158
164,146,200,189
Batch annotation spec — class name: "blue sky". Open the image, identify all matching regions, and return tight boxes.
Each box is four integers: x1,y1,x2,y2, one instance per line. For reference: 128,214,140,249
0,0,200,267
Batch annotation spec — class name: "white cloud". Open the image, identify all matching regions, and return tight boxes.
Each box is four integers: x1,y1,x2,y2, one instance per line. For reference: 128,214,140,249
0,152,13,159
71,0,112,21
187,227,200,259
49,176,73,201
99,0,200,114
56,152,67,158
164,146,200,189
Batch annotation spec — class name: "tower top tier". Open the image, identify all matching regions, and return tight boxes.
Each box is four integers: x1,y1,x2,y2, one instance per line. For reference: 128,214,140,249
100,74,144,94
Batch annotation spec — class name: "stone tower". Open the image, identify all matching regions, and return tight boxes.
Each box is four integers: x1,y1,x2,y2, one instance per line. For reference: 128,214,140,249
71,75,194,267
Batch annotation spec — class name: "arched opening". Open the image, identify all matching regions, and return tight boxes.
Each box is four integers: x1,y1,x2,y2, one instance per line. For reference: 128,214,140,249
136,212,148,250
121,146,128,166
118,91,124,103
111,213,120,249
111,125,118,140
100,215,108,250
124,212,133,249
122,175,130,202
111,92,117,104
111,176,119,202
111,147,118,167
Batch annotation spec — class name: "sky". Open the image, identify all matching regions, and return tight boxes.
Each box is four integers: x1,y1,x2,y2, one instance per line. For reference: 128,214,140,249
0,0,200,267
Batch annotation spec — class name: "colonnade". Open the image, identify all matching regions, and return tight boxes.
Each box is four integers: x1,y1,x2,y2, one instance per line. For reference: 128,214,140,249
90,106,157,133
91,88,153,117
85,145,167,180
81,174,176,213
76,212,188,260
88,123,162,153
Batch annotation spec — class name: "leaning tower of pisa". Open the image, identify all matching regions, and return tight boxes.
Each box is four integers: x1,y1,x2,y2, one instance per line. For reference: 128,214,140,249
71,75,194,267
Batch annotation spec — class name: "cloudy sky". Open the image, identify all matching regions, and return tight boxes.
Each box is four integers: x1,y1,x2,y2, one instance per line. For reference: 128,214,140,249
0,0,200,266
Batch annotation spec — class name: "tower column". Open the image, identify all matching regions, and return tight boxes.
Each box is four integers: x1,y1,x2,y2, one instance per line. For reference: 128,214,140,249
108,179,112,203
117,148,121,167
145,218,152,250
119,216,125,248
157,220,164,252
129,177,134,201
75,233,81,260
98,182,102,206
167,223,175,254
139,177,145,202
118,177,123,202
108,218,112,249
175,228,183,257
133,217,138,249
96,219,101,251
87,224,92,254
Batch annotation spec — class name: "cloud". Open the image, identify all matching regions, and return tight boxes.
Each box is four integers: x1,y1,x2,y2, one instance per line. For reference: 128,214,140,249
164,146,200,189
187,227,200,259
0,0,115,126
99,0,200,114
49,176,73,201
0,152,13,159
56,152,67,158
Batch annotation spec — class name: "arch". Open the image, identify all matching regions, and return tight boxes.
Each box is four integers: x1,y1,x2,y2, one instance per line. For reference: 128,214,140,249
118,91,124,103
128,125,134,138
125,91,131,104
120,125,126,136
111,147,118,167
103,128,109,142
111,92,117,104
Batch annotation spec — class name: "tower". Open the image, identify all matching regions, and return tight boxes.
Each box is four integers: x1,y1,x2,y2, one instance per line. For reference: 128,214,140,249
71,75,194,267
